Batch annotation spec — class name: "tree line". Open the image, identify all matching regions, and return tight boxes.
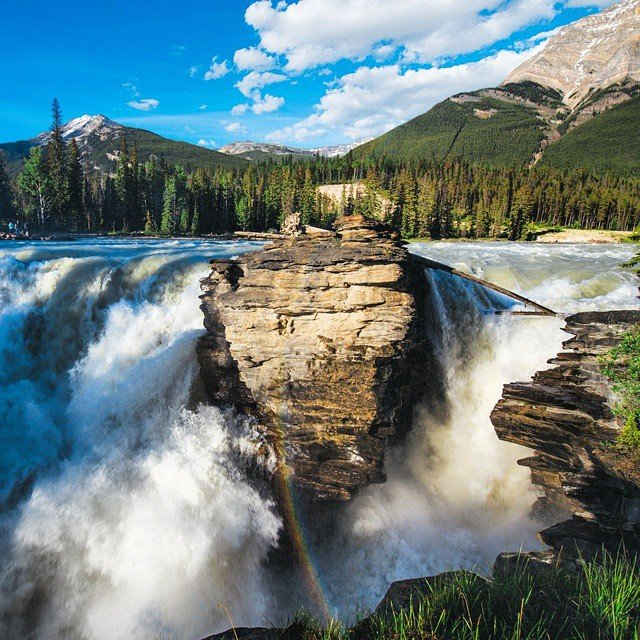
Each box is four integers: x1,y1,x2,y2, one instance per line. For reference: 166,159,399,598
1,100,639,239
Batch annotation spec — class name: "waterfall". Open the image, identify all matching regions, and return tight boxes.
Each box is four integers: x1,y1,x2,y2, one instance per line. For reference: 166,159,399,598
0,239,637,638
0,240,280,640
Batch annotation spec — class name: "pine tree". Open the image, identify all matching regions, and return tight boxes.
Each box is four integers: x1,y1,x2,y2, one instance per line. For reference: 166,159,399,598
0,151,13,221
144,210,156,235
161,176,177,235
67,139,84,230
46,98,69,228
190,204,201,236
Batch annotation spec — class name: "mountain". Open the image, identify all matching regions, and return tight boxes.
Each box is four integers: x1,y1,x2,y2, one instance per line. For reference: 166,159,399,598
218,141,315,161
355,0,640,174
505,0,640,109
0,114,246,174
218,139,372,161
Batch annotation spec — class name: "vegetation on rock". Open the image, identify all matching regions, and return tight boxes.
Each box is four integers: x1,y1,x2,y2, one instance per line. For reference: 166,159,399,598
602,326,640,448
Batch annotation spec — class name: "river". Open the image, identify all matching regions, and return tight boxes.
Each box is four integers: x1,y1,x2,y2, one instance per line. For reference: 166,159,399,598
0,238,637,639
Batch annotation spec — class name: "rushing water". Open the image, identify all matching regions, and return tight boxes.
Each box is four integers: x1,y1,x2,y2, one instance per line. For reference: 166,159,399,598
0,238,637,639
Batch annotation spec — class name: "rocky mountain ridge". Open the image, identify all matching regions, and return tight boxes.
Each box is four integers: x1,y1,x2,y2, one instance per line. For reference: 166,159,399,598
354,0,640,173
505,0,640,109
218,138,372,161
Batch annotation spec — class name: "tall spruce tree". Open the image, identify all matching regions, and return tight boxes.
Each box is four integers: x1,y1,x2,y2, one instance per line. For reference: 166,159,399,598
67,139,84,230
46,98,69,228
0,151,13,221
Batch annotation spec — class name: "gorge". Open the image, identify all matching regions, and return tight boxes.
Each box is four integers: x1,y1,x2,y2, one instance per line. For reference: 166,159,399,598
0,233,637,640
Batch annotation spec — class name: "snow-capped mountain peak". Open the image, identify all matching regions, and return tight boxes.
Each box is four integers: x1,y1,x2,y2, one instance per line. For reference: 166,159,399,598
504,0,640,107
34,114,122,145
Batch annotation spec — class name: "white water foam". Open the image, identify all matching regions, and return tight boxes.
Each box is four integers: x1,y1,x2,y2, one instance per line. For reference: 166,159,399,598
0,240,280,640
0,238,637,636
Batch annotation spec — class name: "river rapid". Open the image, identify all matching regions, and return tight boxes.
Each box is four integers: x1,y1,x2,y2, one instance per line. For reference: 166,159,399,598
0,238,637,639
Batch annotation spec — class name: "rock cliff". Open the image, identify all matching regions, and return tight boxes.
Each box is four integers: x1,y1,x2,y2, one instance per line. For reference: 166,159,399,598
491,310,640,557
197,215,428,502
504,0,640,109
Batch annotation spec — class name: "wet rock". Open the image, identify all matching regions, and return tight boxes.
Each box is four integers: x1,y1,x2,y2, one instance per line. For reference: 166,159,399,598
198,215,428,502
202,628,280,640
491,310,640,557
373,571,487,617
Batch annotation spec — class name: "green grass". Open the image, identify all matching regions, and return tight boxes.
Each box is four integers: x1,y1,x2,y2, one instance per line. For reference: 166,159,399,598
542,96,640,175
601,326,640,448
271,552,640,640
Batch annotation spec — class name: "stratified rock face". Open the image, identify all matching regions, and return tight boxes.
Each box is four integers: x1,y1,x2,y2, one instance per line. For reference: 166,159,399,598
504,0,640,108
491,310,640,557
197,216,427,501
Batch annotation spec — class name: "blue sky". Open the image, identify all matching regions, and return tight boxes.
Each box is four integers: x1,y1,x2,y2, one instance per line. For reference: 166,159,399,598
0,0,616,148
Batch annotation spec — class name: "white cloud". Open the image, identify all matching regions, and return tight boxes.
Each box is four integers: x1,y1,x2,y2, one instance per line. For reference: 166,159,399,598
204,57,230,80
234,46,277,71
225,122,247,133
127,98,160,112
245,0,558,71
171,45,186,56
231,103,249,116
266,46,540,142
188,66,198,77
235,70,287,98
199,104,208,110
122,82,140,97
565,0,615,6
252,93,285,114
198,139,218,147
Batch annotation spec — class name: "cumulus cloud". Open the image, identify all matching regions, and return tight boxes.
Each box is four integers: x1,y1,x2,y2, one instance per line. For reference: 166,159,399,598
234,46,277,71
225,122,247,133
231,104,249,116
199,104,208,110
198,139,218,147
188,66,198,77
235,70,287,98
252,93,285,114
127,98,160,112
204,57,230,80
245,0,558,71
266,46,541,142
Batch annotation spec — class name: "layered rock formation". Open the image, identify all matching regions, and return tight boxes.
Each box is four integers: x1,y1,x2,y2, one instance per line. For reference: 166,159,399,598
492,310,640,557
197,215,427,501
504,0,640,109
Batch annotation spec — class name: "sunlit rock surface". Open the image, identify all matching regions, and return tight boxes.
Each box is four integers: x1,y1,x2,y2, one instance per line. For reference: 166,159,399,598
504,0,640,108
492,310,640,557
198,215,427,501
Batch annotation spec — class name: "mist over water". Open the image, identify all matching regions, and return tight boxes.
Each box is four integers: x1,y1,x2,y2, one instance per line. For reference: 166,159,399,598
313,242,640,616
0,239,281,640
0,238,637,638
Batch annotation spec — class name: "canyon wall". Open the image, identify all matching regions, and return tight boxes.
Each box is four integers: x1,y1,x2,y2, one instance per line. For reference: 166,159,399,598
492,310,640,557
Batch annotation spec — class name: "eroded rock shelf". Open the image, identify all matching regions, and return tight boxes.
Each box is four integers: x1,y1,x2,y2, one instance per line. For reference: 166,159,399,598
491,310,640,557
197,216,428,502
